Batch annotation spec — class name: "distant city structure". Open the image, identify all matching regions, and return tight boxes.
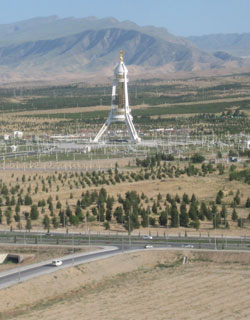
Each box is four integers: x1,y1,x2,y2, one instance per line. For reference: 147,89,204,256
94,51,141,144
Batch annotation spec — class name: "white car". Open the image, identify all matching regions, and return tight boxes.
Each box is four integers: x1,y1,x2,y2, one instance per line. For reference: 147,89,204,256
144,244,153,249
143,235,153,240
182,244,194,248
51,260,63,267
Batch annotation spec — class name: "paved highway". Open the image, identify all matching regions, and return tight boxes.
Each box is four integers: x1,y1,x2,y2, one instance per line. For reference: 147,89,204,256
1,239,250,289
0,246,122,289
0,230,250,250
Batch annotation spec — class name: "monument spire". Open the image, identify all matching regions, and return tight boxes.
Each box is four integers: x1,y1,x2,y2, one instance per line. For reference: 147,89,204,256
94,51,141,143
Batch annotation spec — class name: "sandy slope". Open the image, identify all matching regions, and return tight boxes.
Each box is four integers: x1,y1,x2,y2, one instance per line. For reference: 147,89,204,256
1,250,250,320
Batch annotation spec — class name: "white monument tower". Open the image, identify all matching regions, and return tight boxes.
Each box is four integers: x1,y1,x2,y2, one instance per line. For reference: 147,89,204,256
94,51,141,143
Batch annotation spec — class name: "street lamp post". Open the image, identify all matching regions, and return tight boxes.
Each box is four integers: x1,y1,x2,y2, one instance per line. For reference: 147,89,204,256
129,210,131,246
148,212,149,236
85,211,91,246
214,213,217,250
63,211,66,234
88,227,90,246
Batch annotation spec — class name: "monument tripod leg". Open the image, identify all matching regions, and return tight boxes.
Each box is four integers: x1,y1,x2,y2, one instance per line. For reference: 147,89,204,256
94,119,111,142
125,114,141,143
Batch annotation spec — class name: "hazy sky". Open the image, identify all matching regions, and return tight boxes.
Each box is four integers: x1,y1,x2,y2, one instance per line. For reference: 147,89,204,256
0,0,249,36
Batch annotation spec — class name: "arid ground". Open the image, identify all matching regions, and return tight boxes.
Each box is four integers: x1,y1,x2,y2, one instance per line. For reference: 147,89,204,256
0,249,250,320
0,161,249,237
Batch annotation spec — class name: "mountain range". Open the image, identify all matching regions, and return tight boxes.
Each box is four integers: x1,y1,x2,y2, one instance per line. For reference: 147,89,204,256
0,16,249,84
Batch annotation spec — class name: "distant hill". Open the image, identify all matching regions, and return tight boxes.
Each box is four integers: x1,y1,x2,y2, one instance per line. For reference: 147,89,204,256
188,33,250,57
0,16,249,84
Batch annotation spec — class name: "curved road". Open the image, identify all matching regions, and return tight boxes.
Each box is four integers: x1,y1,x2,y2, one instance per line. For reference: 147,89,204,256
0,246,122,289
1,240,250,289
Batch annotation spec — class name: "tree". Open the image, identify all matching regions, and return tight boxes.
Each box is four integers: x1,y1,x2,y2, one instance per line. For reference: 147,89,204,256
189,203,198,221
149,216,156,226
141,192,146,200
59,210,68,227
191,194,198,204
170,205,179,228
216,191,223,205
17,195,23,205
105,208,112,221
213,213,221,228
190,219,200,229
234,190,240,205
175,194,181,203
198,203,205,221
211,202,218,215
159,209,168,226
38,199,46,207
52,216,59,228
24,211,29,220
1,184,9,196
5,196,10,206
180,202,189,227
106,196,114,211
182,193,190,205
232,208,238,222
98,204,105,222
98,187,107,203
217,151,222,159
114,206,123,224
70,215,80,226
24,194,32,205
141,211,149,227
56,201,62,209
216,193,221,205
237,218,244,228
43,215,50,230
166,193,172,204
191,153,205,163
5,207,12,225
15,203,21,214
201,163,208,175
30,205,39,220
75,206,84,222
157,193,162,201
14,212,21,222
48,202,54,215
152,201,158,214
217,163,225,175
245,197,250,208
220,204,227,224
10,195,16,206
66,206,73,219
26,218,32,231
124,210,140,233
47,195,53,204
103,221,110,230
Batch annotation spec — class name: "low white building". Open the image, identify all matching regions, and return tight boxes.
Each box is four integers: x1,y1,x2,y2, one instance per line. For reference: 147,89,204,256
13,131,23,139
3,134,10,141
10,145,17,152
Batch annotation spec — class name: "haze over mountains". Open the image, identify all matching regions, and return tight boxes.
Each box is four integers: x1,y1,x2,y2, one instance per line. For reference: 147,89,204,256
0,16,249,84
188,34,250,58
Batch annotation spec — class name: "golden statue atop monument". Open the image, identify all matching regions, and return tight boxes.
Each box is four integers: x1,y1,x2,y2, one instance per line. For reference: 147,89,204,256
120,50,124,62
